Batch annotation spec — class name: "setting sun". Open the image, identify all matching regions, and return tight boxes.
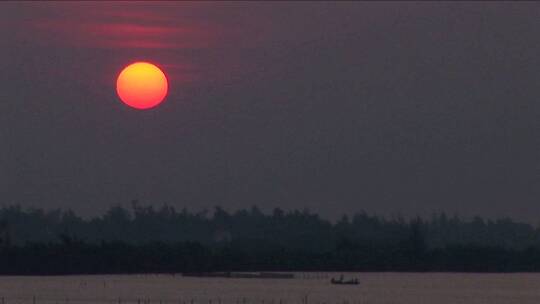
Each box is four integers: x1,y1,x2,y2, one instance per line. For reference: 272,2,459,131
116,62,168,110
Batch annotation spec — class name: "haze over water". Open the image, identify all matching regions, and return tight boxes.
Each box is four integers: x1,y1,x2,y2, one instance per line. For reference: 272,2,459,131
1,273,539,304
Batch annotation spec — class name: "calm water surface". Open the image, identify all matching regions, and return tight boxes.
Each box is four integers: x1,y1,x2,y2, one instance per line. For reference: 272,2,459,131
0,273,539,304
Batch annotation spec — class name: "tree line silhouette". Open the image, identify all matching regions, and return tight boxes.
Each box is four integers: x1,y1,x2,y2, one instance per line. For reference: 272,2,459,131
1,202,540,274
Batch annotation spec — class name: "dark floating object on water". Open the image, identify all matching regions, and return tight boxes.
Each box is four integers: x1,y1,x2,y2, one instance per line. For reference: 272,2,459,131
183,272,294,279
331,275,359,285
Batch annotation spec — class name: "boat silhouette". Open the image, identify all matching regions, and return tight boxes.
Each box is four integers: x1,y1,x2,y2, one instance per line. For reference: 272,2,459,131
330,275,359,285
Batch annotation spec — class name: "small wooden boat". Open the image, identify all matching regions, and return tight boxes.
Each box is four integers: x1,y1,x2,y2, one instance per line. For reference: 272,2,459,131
331,276,359,285
230,272,294,279
182,272,294,279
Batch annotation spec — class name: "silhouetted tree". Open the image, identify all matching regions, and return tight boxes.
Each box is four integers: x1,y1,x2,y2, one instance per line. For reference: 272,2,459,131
0,203,540,274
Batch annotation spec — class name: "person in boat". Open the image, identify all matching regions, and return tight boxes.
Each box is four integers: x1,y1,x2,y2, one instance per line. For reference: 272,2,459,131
331,274,345,284
331,274,359,285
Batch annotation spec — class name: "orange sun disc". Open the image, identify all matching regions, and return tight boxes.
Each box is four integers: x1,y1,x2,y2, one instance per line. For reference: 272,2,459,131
116,62,168,110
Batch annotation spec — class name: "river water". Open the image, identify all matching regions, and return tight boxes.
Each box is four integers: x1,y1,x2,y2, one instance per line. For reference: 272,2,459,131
0,273,539,304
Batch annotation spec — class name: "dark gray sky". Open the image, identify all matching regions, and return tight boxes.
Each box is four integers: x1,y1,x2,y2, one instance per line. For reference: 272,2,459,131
2,2,540,222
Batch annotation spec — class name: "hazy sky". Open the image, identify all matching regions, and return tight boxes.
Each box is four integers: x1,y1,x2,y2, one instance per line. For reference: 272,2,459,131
2,2,540,222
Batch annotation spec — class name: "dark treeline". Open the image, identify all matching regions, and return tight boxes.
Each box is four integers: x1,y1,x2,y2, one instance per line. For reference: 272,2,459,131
1,202,540,274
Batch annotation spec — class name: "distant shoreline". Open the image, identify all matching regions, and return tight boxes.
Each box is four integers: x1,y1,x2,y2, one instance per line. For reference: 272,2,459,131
2,204,540,275
3,271,540,277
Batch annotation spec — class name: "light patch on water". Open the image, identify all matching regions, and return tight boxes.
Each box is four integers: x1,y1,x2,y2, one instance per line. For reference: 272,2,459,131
0,273,539,304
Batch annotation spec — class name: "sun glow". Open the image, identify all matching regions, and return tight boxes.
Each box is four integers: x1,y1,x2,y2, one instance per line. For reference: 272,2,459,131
116,62,168,110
